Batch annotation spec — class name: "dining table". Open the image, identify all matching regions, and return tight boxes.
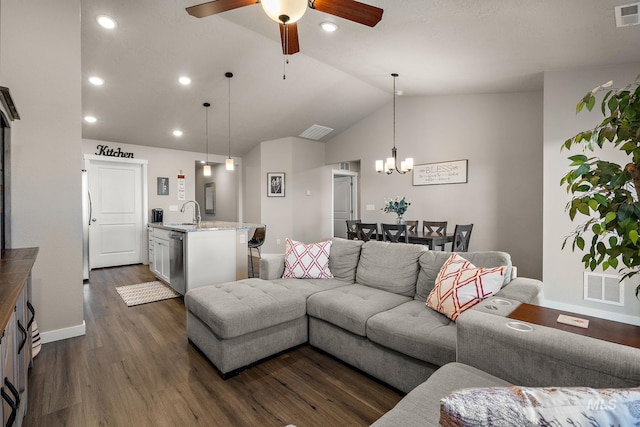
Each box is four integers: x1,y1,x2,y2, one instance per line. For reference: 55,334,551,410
406,230,454,250
375,229,454,250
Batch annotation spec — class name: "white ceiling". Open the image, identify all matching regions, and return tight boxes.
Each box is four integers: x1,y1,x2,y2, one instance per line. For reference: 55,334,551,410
81,0,640,157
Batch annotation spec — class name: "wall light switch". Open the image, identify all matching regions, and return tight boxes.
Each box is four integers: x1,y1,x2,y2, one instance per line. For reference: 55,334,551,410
306,189,312,196
366,204,375,211
276,239,281,245
169,205,178,211
239,234,246,244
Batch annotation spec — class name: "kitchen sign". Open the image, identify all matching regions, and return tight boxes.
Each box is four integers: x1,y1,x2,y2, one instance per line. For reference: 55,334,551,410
95,144,134,159
413,160,468,186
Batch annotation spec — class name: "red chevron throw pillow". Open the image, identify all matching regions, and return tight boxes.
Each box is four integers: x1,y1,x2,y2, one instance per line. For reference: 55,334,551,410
283,239,334,279
426,253,505,321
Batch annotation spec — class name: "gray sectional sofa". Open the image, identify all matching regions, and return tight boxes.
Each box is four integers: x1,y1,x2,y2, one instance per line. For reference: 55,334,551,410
372,310,640,426
185,237,543,392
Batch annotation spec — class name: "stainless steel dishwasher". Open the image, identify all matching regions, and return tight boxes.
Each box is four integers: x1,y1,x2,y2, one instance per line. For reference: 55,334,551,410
168,232,186,294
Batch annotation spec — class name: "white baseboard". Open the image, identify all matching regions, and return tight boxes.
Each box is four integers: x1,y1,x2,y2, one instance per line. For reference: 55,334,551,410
541,299,640,326
40,320,86,344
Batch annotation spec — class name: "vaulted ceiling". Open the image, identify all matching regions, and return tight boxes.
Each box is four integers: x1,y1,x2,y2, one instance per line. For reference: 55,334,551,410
81,0,640,157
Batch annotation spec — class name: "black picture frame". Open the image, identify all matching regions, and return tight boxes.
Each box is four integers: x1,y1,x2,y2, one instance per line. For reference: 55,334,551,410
267,172,285,197
157,177,169,195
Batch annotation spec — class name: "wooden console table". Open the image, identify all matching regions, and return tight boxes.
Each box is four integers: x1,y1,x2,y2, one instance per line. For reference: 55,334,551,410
0,247,38,426
508,303,640,350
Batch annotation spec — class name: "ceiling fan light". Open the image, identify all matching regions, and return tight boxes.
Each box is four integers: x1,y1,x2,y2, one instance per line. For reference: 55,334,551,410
261,0,307,24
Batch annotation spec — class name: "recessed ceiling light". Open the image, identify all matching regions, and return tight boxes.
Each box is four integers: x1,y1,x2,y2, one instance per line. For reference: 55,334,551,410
173,130,183,137
320,21,339,32
84,116,97,123
178,76,191,85
88,76,104,86
96,15,117,29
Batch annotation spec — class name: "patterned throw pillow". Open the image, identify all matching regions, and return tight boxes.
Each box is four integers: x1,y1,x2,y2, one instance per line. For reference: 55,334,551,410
440,386,640,426
426,253,505,321
282,238,334,279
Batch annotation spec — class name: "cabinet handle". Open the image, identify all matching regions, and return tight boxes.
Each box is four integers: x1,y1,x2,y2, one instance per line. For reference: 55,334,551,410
1,386,17,427
27,301,35,330
4,377,19,409
17,320,27,354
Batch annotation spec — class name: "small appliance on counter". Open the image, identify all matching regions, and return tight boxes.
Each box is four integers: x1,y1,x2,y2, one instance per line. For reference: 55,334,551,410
152,208,163,223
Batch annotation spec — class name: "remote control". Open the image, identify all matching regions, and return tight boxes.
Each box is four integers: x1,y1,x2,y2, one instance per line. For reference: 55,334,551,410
557,314,589,329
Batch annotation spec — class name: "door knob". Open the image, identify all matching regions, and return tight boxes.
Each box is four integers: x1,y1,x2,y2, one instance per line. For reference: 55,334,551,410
91,218,97,222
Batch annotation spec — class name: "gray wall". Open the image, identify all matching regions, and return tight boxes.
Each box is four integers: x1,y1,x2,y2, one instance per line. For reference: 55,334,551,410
325,92,544,279
195,162,239,222
543,64,640,321
1,0,84,339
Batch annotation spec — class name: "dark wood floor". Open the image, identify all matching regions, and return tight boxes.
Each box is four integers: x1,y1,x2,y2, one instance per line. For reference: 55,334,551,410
23,264,402,426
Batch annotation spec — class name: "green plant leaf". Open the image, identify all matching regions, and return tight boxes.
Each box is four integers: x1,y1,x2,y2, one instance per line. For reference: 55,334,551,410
610,257,619,268
593,193,609,206
568,154,588,165
586,95,596,111
605,212,617,224
630,229,639,245
576,236,585,250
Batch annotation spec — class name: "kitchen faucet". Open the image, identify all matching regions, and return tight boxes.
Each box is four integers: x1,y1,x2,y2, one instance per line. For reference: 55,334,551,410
180,200,201,224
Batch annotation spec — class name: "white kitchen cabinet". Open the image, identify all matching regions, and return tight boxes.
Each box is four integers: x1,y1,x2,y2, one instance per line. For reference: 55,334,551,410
151,228,171,283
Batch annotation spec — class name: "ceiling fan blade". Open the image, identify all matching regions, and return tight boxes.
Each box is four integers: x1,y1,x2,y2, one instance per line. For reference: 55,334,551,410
186,0,258,18
279,23,300,55
310,0,383,27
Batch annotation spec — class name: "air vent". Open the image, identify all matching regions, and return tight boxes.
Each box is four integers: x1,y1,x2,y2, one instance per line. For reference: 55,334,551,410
615,2,639,27
583,272,624,306
299,124,334,141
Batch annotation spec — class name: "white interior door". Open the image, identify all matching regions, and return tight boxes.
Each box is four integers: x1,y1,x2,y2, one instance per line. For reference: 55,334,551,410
333,175,354,238
88,159,144,269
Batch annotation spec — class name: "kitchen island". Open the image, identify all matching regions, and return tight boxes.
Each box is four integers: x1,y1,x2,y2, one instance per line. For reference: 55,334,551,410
148,221,263,295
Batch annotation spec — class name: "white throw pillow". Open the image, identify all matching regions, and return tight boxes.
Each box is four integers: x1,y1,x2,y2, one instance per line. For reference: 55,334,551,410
282,238,334,279
426,252,505,321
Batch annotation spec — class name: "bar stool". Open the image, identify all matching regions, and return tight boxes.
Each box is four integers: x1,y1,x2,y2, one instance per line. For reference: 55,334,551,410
248,226,266,278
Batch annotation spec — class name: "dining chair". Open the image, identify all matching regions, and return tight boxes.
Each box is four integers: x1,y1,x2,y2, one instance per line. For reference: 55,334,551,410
356,223,379,242
423,221,448,250
381,223,408,243
452,224,473,252
248,226,266,277
404,220,418,233
346,219,361,240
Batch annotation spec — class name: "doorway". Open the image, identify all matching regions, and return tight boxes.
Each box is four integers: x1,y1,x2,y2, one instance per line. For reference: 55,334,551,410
332,171,358,238
85,156,148,269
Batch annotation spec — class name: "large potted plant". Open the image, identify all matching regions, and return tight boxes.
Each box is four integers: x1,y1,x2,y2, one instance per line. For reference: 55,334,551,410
561,74,640,296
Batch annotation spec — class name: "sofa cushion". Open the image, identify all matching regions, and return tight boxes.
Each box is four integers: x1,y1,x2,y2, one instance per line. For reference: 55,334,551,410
265,277,350,297
306,284,411,336
185,279,307,339
440,386,640,427
426,253,506,321
328,237,363,283
366,300,457,366
283,239,333,279
370,362,512,427
415,251,512,302
355,241,427,296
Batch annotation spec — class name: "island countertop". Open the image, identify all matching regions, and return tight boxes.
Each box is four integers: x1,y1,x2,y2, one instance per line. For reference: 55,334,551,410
149,221,263,233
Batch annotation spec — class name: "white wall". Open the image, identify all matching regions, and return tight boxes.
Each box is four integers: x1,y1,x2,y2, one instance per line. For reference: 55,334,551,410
1,0,85,339
543,64,640,322
83,139,240,224
243,144,261,225
195,162,239,222
326,92,544,279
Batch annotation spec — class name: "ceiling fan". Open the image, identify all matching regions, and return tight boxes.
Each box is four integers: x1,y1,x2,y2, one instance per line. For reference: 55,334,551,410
186,0,384,55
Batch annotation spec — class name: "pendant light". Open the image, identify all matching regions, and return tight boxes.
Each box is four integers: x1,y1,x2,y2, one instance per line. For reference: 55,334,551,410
225,72,234,171
203,102,211,177
376,73,413,175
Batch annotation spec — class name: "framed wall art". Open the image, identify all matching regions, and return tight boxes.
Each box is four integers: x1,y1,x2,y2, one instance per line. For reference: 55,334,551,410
204,182,215,214
413,159,468,186
157,177,169,195
267,172,285,197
